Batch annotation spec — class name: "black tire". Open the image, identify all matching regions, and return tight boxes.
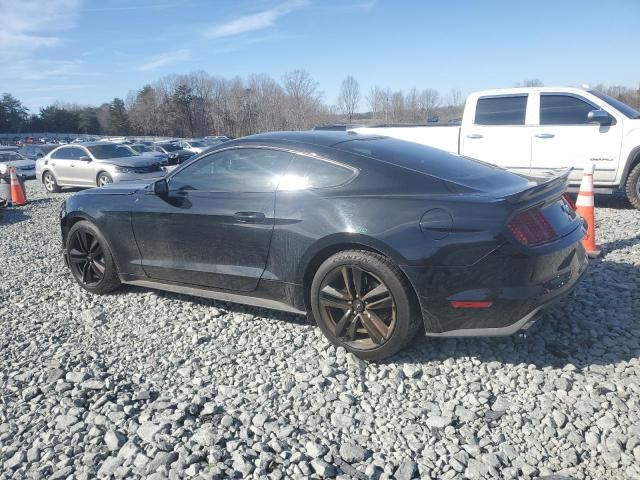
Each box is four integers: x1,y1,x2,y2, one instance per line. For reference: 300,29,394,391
43,171,60,193
624,162,640,210
310,250,421,361
97,172,113,187
65,220,121,294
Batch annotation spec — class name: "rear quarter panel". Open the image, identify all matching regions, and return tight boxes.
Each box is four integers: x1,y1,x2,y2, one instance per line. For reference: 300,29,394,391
266,152,508,287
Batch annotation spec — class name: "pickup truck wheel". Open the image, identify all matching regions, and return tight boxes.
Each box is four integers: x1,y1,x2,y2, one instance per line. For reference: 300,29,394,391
625,163,640,210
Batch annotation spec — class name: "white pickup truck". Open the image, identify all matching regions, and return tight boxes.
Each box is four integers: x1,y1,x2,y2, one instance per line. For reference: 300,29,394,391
352,87,640,209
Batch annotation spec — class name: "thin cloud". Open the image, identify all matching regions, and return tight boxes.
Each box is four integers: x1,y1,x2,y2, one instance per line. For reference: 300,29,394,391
0,0,81,51
137,49,191,71
205,0,310,39
0,59,88,81
83,2,185,12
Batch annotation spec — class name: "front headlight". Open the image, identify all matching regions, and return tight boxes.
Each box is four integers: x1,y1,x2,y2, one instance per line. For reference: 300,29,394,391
115,166,135,173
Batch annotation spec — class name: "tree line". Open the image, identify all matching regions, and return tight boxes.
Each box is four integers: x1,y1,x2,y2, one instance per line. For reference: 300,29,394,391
1,74,640,136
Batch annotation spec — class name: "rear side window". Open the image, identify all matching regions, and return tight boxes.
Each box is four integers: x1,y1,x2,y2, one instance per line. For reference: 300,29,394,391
540,94,595,125
475,95,527,125
278,154,355,190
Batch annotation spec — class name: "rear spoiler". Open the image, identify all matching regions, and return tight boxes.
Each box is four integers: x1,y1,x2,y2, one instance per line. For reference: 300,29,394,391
504,168,572,204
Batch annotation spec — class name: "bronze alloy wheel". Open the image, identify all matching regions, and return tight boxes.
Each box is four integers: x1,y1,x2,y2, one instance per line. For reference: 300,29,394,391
318,264,397,350
68,228,106,287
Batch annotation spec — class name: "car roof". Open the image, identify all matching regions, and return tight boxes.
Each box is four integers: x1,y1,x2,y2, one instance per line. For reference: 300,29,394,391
238,130,385,149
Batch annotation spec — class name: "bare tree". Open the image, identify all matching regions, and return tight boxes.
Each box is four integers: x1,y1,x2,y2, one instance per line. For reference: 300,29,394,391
418,88,440,121
448,88,463,107
337,75,360,120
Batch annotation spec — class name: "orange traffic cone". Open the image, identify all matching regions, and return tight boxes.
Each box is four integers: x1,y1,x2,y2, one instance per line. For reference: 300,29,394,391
575,162,600,258
9,167,27,206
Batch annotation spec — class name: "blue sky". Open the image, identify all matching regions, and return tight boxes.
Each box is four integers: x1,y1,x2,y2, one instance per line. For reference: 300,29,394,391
1,0,639,112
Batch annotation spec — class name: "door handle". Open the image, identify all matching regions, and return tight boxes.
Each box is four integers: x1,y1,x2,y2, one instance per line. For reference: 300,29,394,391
70,164,76,167
535,133,555,139
466,133,483,139
234,211,266,223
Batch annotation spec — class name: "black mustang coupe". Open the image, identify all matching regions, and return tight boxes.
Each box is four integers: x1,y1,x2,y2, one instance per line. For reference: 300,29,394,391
60,131,587,360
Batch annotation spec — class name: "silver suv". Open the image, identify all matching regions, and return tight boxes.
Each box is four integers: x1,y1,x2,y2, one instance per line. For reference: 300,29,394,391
36,142,165,192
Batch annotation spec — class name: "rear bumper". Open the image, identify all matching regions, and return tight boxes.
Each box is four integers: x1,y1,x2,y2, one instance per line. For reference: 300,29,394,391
403,239,589,336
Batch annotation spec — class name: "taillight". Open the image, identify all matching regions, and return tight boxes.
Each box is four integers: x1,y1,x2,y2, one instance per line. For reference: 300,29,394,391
507,207,557,246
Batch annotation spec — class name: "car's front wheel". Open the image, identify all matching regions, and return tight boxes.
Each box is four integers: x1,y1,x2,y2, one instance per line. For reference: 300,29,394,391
97,172,113,187
43,171,60,193
310,250,420,361
65,221,121,294
625,162,640,210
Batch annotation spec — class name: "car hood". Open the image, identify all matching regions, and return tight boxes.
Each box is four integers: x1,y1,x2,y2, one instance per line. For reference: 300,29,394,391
94,156,160,167
141,151,168,158
0,159,35,169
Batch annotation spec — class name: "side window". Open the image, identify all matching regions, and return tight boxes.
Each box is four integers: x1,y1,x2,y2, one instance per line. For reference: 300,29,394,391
169,148,292,192
540,95,595,125
52,148,69,159
279,154,355,190
474,95,527,125
67,148,86,160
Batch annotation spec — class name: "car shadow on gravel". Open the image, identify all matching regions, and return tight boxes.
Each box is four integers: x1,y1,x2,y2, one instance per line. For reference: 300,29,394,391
600,234,640,254
0,207,30,225
102,257,638,372
393,258,639,370
594,194,634,209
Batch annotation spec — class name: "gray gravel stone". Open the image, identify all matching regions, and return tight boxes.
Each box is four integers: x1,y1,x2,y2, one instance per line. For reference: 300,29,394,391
105,430,127,451
311,458,337,477
339,441,368,463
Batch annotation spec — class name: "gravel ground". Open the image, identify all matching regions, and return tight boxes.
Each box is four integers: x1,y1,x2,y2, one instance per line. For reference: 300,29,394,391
1,180,639,480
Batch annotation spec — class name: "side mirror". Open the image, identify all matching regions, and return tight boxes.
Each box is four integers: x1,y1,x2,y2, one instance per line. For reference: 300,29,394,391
587,110,612,125
79,155,91,161
153,178,168,196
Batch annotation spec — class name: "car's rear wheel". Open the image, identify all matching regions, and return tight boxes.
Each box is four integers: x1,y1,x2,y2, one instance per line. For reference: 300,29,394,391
97,172,113,187
310,250,420,361
43,171,60,193
65,221,121,294
625,162,640,210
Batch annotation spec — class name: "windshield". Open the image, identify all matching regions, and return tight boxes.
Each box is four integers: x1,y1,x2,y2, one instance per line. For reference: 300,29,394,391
88,144,138,159
189,141,207,148
589,90,640,119
157,143,181,152
0,152,26,162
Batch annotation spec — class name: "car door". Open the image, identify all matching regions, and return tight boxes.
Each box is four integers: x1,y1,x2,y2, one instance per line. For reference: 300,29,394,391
49,147,76,184
131,147,294,291
530,93,623,183
460,94,532,174
71,146,98,186
64,147,94,186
